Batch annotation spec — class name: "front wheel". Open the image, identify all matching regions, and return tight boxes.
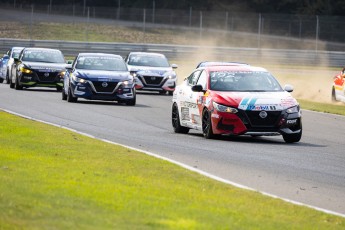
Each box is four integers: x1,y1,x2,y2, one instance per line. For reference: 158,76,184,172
14,76,23,90
9,77,14,88
5,70,9,84
202,109,215,139
172,103,189,134
62,88,67,100
67,87,77,102
0,78,3,83
282,130,302,143
331,86,337,102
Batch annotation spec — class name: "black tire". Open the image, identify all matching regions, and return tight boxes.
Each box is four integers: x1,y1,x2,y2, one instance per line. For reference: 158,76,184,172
62,88,67,100
159,90,166,95
283,129,302,143
5,69,9,84
202,109,215,139
14,76,23,90
125,89,136,106
67,87,77,102
9,77,14,88
172,103,189,134
56,85,63,92
168,90,174,95
331,86,337,102
0,78,3,83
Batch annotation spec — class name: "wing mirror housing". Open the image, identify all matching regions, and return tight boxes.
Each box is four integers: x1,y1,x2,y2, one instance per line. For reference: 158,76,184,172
192,84,204,92
284,84,294,92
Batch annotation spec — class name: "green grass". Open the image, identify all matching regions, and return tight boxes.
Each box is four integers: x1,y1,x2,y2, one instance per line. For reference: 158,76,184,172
298,99,345,116
0,111,345,229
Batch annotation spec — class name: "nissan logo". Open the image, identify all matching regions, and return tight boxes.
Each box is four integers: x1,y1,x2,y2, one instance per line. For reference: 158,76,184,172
151,76,156,80
259,111,268,119
44,72,50,77
102,82,108,87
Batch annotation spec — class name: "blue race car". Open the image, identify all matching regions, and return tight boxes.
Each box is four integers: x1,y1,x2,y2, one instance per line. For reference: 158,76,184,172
0,54,9,83
62,53,136,105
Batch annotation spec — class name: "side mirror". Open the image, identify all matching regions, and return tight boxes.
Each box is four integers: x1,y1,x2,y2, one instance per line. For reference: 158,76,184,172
65,66,73,71
192,84,204,92
284,84,294,92
171,64,178,69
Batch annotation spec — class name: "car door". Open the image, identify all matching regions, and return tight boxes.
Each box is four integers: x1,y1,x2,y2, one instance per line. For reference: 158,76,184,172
183,70,202,128
188,70,207,129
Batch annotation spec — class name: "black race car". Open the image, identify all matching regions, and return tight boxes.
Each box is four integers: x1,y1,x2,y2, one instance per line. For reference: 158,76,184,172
10,47,68,91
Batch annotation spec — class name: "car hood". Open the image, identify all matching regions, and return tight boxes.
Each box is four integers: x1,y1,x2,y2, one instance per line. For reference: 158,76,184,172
127,65,174,76
75,69,130,81
24,62,67,71
210,91,298,111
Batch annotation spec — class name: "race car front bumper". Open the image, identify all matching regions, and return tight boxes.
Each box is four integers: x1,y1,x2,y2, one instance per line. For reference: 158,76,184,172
70,80,135,102
134,75,176,92
210,108,302,136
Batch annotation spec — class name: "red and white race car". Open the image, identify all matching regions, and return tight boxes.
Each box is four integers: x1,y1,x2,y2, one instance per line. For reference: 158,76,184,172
172,65,302,143
332,68,345,102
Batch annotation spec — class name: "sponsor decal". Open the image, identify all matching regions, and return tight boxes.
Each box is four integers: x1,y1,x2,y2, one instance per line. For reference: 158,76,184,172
181,107,190,121
182,101,197,109
98,78,110,82
238,96,285,111
286,119,297,125
280,97,296,108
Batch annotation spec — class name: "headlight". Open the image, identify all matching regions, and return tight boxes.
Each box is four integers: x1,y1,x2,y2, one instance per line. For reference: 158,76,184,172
59,71,66,78
71,74,86,83
20,67,32,74
130,72,137,77
213,101,238,113
286,105,299,114
165,72,176,79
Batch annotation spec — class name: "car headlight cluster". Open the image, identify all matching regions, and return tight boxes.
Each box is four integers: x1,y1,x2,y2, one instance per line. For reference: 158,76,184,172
130,71,137,77
213,101,238,113
165,71,176,79
20,67,32,74
71,74,87,83
286,105,299,114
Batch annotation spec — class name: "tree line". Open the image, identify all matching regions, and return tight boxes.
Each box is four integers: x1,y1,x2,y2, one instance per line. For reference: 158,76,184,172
4,0,345,16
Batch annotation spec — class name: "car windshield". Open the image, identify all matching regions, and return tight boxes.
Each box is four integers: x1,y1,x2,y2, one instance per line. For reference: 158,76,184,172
209,71,283,92
22,50,65,63
128,54,170,67
12,49,23,59
76,56,128,71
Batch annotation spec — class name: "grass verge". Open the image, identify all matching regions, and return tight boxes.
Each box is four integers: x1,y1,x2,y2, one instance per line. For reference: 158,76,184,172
298,99,345,116
0,111,344,229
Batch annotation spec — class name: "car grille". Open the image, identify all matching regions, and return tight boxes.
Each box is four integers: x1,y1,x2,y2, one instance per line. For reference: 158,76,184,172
142,76,164,85
238,110,282,127
36,71,59,82
91,81,118,93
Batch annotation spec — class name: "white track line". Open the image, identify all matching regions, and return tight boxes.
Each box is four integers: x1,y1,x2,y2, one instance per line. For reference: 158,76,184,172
2,108,345,218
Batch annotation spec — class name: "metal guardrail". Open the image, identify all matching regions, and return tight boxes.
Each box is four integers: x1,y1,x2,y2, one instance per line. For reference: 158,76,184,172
1,38,344,67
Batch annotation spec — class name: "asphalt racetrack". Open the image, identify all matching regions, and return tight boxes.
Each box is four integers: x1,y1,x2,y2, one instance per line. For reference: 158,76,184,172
1,83,345,216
